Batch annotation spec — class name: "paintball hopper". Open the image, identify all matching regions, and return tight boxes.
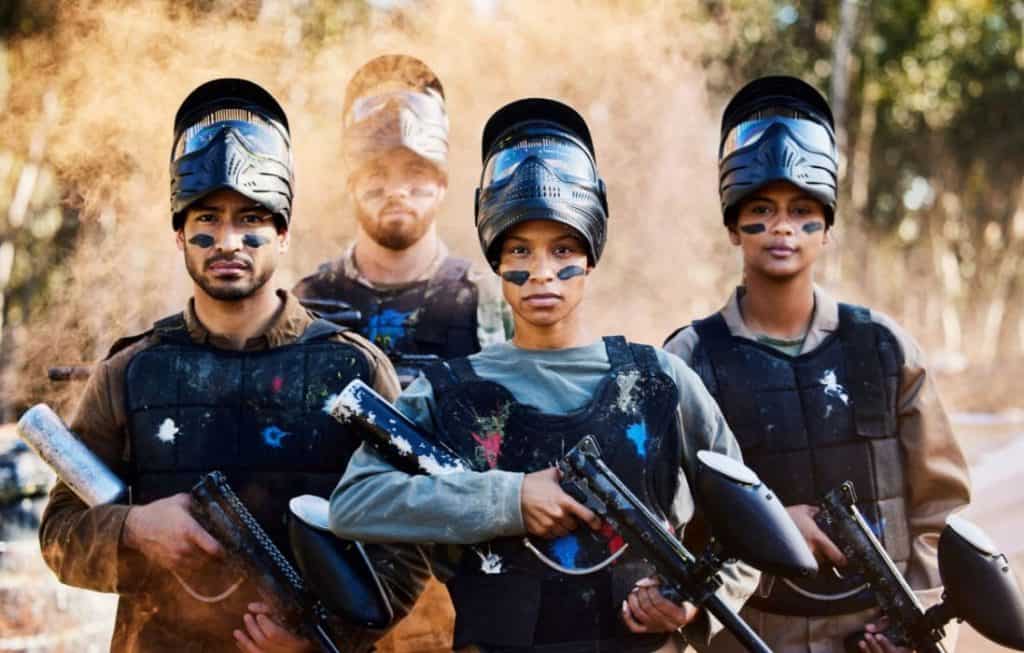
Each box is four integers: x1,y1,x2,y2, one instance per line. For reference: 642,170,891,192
16,404,126,506
695,450,818,577
935,515,1024,649
287,495,393,629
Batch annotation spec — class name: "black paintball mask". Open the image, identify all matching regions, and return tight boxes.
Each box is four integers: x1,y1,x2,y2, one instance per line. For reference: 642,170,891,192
170,78,294,231
342,55,449,175
475,98,609,271
719,76,838,226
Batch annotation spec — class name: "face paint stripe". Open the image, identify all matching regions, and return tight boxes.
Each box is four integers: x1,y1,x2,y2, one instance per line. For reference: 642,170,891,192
739,223,766,234
556,265,586,280
501,270,530,286
188,234,215,248
242,233,271,248
802,222,825,234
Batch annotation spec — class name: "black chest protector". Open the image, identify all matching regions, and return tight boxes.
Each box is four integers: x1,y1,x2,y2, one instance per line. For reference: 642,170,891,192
124,314,371,552
424,336,682,652
690,303,908,617
300,256,480,360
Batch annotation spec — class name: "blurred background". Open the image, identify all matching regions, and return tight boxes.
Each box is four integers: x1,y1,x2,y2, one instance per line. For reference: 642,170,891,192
0,0,1022,650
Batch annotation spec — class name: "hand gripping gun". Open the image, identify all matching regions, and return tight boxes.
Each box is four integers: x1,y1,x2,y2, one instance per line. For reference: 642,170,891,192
814,481,1024,653
17,404,391,653
332,379,820,653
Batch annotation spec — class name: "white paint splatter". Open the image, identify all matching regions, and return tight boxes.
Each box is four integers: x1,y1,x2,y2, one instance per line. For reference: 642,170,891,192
476,550,504,574
418,455,466,475
322,393,342,415
819,369,849,405
615,370,641,414
390,435,414,455
156,418,179,444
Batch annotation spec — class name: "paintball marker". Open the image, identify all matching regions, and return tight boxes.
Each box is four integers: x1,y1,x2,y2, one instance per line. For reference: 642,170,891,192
814,481,1024,652
331,379,819,653
16,403,391,653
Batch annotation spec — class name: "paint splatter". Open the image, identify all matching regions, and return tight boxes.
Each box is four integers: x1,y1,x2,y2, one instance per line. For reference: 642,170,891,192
819,369,850,405
615,370,641,414
390,435,414,455
556,265,586,280
188,233,215,248
418,455,466,475
156,418,179,444
323,393,345,416
471,431,503,469
365,308,412,353
550,535,580,568
262,425,291,448
242,233,270,248
476,550,504,574
599,522,625,554
739,223,766,234
802,222,825,234
271,376,283,393
626,422,648,459
501,270,530,286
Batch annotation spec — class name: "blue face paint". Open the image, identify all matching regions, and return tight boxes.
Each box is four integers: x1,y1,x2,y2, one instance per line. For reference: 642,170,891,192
739,223,767,235
556,265,586,281
550,534,581,568
626,422,648,459
802,222,825,234
242,233,271,248
261,425,291,448
501,270,530,286
188,234,215,248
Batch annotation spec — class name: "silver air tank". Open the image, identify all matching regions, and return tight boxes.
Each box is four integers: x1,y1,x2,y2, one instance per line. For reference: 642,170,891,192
16,404,126,506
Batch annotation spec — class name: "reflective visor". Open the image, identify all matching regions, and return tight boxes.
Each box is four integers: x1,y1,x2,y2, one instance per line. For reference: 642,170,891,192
345,89,446,127
173,108,290,161
482,133,597,187
721,116,834,159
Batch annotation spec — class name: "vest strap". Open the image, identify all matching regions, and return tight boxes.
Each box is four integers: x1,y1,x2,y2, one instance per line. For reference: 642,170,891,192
838,304,893,437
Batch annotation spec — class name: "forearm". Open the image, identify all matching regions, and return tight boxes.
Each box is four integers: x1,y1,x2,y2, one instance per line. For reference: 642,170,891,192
38,481,149,593
330,443,524,544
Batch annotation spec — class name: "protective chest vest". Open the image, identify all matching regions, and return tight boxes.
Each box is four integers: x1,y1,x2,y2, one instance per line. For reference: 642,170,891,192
124,313,371,551
424,336,682,652
690,303,908,616
302,256,480,360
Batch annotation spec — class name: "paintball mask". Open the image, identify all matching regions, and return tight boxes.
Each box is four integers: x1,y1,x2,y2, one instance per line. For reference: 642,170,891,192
342,55,449,174
170,78,294,231
719,76,838,225
476,98,609,270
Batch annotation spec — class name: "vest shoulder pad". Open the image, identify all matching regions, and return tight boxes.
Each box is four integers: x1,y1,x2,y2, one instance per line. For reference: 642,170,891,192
104,330,154,360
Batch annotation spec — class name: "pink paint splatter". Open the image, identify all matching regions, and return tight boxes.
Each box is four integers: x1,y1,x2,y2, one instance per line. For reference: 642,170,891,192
271,376,283,393
599,522,625,554
471,431,503,469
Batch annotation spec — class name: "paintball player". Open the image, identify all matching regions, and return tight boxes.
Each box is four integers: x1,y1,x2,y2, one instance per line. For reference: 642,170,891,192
293,55,512,387
664,76,971,653
329,98,759,652
38,78,427,652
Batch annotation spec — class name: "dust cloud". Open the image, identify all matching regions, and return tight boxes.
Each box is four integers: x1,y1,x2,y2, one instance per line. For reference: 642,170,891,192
3,0,733,411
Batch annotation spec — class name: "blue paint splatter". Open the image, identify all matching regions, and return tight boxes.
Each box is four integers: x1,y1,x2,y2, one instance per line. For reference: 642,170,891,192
550,535,580,568
862,514,887,540
262,425,290,448
626,422,648,459
364,308,412,352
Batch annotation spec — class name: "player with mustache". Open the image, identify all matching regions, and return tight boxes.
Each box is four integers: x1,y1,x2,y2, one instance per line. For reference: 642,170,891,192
294,55,512,387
